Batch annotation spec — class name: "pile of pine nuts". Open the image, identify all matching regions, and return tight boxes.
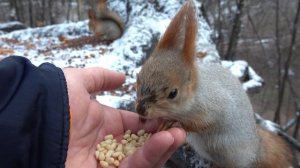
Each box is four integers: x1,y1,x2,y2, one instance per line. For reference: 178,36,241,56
95,129,151,168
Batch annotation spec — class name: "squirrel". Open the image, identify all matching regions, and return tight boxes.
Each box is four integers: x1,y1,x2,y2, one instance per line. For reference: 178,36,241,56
135,0,297,167
88,0,125,41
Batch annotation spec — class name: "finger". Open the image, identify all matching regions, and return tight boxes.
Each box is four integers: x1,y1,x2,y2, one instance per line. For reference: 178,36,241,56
81,67,125,93
154,128,186,167
120,131,175,168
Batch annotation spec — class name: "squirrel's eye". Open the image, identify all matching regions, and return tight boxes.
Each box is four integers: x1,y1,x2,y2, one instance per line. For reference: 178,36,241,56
168,89,178,99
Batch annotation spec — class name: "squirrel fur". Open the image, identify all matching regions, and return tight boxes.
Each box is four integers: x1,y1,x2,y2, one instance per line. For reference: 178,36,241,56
135,0,297,167
88,0,124,40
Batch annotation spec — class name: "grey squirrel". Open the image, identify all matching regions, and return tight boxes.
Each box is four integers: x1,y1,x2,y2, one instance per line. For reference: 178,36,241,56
88,0,124,41
135,0,297,167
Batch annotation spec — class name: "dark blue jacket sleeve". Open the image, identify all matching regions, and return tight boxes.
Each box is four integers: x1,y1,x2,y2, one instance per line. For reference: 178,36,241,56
0,56,70,168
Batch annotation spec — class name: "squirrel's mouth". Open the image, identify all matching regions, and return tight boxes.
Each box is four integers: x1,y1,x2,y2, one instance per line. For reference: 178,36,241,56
157,118,182,131
138,116,182,131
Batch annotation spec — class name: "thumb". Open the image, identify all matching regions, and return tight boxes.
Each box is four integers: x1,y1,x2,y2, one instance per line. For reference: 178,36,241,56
120,131,175,168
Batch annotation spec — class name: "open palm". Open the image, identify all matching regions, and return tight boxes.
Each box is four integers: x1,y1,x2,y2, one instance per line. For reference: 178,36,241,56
63,68,186,168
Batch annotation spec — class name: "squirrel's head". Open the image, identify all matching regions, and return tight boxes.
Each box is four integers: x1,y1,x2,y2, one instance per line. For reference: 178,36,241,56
88,9,98,33
136,0,198,124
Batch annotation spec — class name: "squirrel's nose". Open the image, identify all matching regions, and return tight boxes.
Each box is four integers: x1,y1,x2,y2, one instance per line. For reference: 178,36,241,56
136,100,146,116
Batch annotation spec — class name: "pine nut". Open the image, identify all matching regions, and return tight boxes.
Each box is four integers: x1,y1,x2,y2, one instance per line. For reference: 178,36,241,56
121,139,127,144
105,150,114,158
125,130,131,134
137,129,145,136
95,151,100,159
100,161,109,168
116,144,123,152
104,134,113,140
99,152,105,161
131,134,139,140
95,129,152,167
114,160,120,166
106,157,114,164
123,134,130,139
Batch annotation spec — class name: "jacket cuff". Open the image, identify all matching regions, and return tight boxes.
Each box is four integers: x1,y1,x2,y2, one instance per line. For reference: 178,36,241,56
38,63,70,167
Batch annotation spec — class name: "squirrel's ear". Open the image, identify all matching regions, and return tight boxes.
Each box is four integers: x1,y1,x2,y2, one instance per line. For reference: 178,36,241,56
88,9,96,19
156,0,197,65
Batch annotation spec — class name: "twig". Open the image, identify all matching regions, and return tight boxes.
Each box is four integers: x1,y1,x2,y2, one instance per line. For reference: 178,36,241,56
282,117,297,131
246,11,267,59
277,128,300,151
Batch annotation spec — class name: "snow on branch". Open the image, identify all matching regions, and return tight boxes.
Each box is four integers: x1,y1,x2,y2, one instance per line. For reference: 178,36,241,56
222,60,264,93
255,113,300,151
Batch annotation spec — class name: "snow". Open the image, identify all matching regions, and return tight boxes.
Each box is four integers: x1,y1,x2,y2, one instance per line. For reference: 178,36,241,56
222,60,264,92
0,21,25,30
223,60,248,78
255,113,280,133
243,80,263,92
1,20,89,40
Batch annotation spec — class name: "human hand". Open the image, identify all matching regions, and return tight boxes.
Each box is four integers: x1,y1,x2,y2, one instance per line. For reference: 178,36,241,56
63,67,186,168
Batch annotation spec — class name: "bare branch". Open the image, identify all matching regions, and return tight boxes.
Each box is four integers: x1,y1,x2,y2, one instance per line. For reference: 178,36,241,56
246,11,267,59
273,0,283,123
278,127,300,151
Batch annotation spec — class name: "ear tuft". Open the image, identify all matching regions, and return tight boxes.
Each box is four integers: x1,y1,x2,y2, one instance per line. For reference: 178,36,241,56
156,0,197,65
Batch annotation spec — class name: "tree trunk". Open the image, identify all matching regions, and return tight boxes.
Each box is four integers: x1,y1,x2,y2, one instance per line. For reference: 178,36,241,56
216,0,225,57
224,0,245,60
77,0,81,20
28,0,34,27
48,0,55,24
67,0,72,22
41,0,46,24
